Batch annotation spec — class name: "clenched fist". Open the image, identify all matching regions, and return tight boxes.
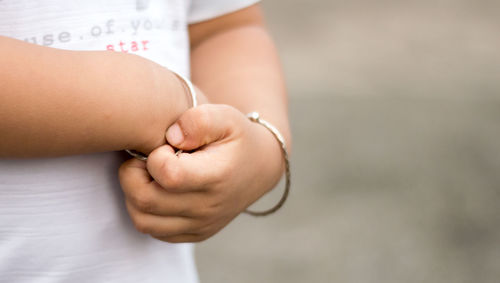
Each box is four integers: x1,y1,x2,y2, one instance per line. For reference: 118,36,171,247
119,104,285,242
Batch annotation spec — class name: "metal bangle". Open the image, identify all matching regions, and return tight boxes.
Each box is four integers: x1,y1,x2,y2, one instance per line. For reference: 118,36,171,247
173,72,198,109
125,71,197,161
244,112,291,217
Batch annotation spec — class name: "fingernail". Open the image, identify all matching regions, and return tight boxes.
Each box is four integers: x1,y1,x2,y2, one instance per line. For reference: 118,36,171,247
166,123,184,146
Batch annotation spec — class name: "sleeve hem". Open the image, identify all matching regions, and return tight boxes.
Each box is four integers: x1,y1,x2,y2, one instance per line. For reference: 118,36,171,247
188,0,261,24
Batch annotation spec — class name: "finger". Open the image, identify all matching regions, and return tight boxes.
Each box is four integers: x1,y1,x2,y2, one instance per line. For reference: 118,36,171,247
154,234,209,243
122,177,210,217
165,104,244,151
120,153,198,216
154,214,235,243
118,157,152,189
147,144,229,192
126,201,199,237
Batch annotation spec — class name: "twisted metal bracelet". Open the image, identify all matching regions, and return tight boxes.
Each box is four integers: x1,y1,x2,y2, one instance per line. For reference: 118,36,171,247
125,71,197,161
244,112,291,217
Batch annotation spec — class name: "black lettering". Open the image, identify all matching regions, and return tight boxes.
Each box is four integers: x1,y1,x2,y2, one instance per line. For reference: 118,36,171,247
42,34,54,46
106,19,115,34
59,32,71,43
91,26,102,37
24,37,37,44
131,20,140,35
143,19,152,30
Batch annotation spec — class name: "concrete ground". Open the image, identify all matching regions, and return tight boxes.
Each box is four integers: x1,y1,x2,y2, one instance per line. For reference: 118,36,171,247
196,1,500,282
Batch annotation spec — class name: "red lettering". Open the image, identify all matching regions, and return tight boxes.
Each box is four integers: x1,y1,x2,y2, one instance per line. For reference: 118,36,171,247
119,41,128,53
142,40,149,51
131,41,139,52
106,40,150,53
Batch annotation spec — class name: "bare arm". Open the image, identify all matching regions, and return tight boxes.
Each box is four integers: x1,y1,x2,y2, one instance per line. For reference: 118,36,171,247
190,5,289,142
189,5,290,140
189,4,291,179
118,4,291,243
0,36,190,158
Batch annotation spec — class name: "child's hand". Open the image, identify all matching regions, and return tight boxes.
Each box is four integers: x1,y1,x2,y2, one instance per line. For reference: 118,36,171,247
118,104,284,242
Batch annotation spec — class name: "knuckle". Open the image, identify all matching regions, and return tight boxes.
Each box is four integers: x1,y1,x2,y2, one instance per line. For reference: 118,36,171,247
194,106,211,131
192,210,209,221
219,104,239,119
118,162,131,181
148,153,167,178
191,198,217,219
219,104,242,132
194,223,212,236
131,217,151,235
131,190,154,213
163,165,184,189
159,222,183,237
176,205,193,217
197,203,217,219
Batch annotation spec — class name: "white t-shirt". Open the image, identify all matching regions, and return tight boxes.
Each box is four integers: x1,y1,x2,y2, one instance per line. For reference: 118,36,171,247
0,1,259,282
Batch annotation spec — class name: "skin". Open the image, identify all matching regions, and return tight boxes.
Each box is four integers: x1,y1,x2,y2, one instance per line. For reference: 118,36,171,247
0,35,198,157
119,4,291,243
0,4,289,243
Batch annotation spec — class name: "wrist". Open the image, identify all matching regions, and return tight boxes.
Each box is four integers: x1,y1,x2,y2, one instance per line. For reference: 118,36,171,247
135,67,190,154
244,111,291,216
248,117,285,188
134,69,210,155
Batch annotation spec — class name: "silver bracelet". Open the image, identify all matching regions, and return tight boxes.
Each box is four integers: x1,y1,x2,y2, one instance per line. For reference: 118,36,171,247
125,71,197,161
244,112,291,217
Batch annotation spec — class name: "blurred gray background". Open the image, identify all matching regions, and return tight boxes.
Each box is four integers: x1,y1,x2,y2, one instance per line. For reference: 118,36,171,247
196,0,500,282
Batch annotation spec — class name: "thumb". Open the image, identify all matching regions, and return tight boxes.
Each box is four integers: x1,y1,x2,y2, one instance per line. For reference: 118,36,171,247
165,104,241,151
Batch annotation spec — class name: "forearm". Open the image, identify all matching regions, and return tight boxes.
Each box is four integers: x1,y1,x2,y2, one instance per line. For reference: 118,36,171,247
0,36,188,158
190,7,290,187
191,26,289,143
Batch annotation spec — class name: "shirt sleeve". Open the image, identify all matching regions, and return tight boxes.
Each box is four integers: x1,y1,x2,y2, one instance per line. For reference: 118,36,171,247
188,0,261,24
